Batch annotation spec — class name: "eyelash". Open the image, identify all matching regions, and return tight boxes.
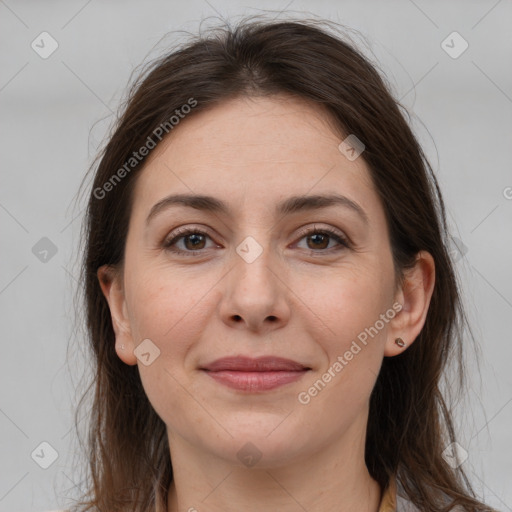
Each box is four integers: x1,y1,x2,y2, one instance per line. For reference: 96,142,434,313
163,225,350,257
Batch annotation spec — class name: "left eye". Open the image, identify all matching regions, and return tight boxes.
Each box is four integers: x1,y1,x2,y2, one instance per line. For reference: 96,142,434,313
295,229,349,252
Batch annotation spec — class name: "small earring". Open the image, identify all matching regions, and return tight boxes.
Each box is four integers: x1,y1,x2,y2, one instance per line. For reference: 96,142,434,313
395,337,406,348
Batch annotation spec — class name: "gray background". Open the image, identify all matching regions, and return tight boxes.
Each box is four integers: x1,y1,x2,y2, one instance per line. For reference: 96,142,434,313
1,1,511,511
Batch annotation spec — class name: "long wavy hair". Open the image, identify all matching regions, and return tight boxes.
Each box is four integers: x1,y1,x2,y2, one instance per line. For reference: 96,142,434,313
71,16,494,512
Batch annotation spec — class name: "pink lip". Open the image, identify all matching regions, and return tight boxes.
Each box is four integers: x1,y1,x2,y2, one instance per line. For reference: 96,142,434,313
200,356,310,392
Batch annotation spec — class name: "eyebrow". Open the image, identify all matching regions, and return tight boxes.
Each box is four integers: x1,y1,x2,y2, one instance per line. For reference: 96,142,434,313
146,192,369,226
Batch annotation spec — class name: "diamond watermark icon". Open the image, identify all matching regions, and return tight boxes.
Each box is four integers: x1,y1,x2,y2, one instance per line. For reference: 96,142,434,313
338,134,365,161
134,338,161,366
32,237,58,263
31,441,59,469
237,442,263,468
236,236,263,264
448,236,468,263
441,32,468,59
31,31,59,59
442,442,468,468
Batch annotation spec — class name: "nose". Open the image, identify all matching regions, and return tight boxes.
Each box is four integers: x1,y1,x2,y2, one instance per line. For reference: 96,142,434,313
218,244,291,333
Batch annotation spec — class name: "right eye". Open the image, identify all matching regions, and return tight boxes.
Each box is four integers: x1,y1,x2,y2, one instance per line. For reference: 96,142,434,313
163,227,219,256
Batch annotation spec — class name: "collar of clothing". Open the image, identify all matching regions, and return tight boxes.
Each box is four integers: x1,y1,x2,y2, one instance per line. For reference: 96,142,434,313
46,476,419,512
379,474,397,512
379,475,422,512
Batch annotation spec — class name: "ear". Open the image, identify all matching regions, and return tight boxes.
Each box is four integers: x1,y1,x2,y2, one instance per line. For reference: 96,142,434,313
97,264,138,365
384,250,436,357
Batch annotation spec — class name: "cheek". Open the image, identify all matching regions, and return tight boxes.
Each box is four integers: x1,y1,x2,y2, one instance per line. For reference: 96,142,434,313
304,264,393,392
123,263,213,427
296,281,388,425
124,257,227,370
310,267,391,345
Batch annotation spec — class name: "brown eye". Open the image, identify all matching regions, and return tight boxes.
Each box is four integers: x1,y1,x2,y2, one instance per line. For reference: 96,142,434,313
295,227,349,253
306,232,330,250
164,228,216,256
182,233,207,250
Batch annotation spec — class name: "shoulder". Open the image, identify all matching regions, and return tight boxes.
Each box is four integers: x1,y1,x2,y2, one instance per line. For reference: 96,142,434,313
396,484,468,512
396,493,422,511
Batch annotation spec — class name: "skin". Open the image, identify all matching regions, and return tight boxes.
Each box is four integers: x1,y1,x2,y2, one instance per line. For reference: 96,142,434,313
98,94,435,512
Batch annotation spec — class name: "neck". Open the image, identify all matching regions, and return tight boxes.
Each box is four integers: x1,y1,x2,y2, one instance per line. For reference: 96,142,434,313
166,424,382,512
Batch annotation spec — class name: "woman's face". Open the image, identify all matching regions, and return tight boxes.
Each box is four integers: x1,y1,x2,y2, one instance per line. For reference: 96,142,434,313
101,94,420,467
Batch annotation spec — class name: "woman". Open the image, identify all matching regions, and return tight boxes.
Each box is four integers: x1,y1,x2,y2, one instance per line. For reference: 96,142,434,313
72,17,495,512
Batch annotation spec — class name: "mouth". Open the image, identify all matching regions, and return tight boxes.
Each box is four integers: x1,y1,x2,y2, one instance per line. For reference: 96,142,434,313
199,356,311,392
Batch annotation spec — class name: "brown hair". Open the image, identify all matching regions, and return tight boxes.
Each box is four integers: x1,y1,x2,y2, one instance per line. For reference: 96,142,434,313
73,16,493,512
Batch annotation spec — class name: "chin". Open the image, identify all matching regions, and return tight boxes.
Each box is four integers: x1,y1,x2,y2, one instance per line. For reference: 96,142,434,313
209,419,314,469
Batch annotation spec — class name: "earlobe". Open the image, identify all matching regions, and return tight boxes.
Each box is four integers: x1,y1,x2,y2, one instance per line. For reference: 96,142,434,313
384,251,436,357
97,265,138,366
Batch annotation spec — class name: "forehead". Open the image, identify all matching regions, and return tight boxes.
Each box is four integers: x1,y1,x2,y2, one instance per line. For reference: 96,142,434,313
130,95,381,224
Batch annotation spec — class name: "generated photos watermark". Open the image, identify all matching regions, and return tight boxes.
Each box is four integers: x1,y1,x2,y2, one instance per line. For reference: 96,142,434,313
297,301,403,404
93,97,198,200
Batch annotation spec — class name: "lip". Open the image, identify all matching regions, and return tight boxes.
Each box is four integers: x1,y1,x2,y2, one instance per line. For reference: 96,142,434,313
201,356,309,372
200,356,311,392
